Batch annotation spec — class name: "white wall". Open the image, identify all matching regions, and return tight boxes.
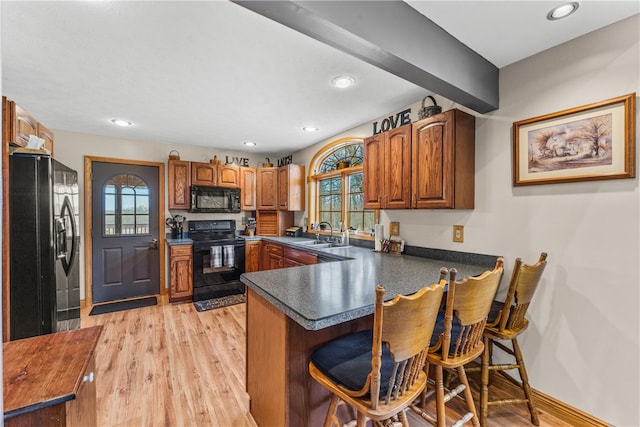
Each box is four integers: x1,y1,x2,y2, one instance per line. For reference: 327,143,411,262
295,15,640,426
52,130,267,299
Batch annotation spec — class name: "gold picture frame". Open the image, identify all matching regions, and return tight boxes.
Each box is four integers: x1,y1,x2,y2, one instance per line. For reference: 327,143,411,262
513,93,636,186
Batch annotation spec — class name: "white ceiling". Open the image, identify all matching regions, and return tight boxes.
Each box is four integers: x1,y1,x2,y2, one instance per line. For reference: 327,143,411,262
2,1,638,155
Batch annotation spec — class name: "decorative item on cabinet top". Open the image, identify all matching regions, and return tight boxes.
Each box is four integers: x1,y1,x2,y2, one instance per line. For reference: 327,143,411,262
168,150,180,160
259,157,274,167
417,95,442,120
210,155,221,165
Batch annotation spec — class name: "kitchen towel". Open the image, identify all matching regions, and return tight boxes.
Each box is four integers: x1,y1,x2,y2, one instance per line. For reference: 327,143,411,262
374,224,384,252
223,245,235,268
210,246,222,268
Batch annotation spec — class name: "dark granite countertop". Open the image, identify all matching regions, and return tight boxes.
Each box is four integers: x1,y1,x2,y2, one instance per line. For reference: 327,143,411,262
165,237,193,246
241,237,498,331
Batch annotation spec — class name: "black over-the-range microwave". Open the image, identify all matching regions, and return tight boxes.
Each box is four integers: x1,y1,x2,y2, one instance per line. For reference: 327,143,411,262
190,185,241,213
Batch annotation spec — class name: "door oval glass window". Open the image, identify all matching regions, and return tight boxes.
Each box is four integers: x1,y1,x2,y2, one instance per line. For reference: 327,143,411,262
104,174,150,236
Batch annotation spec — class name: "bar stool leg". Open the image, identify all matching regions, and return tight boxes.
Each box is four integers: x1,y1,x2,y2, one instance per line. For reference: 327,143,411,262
457,366,480,427
512,338,539,426
434,365,446,427
323,394,340,427
480,336,491,427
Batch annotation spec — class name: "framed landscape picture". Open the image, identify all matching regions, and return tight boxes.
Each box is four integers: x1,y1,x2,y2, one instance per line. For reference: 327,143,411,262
513,93,636,186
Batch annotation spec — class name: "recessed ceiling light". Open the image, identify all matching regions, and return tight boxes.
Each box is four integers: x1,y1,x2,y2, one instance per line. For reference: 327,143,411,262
110,118,133,127
302,127,318,132
331,75,356,89
547,2,579,20
243,141,256,146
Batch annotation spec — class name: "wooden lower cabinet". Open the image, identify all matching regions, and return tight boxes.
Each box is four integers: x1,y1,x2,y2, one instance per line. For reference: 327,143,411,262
283,247,317,267
258,242,319,271
246,289,371,427
169,244,193,303
3,326,102,427
245,240,261,272
262,242,284,270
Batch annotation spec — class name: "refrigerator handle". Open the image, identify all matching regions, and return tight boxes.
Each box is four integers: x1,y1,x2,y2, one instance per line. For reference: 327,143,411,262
58,196,78,276
56,218,68,259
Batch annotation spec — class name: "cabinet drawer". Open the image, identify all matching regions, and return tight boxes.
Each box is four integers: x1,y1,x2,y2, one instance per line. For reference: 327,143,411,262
284,247,317,265
170,245,192,257
265,243,283,256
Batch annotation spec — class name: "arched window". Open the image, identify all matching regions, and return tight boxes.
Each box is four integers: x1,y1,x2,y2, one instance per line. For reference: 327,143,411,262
104,174,150,235
308,138,377,237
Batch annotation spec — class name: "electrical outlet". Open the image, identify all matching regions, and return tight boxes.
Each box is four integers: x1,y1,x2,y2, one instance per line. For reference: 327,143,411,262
453,225,464,243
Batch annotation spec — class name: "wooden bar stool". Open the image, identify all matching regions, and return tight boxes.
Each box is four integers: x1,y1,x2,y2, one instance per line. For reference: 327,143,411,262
412,258,504,427
309,274,447,427
478,252,548,426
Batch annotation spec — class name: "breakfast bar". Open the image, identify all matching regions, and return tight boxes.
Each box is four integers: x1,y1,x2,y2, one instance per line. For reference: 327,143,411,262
240,239,497,427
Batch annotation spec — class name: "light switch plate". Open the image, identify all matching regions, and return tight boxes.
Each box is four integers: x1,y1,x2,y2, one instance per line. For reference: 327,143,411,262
453,225,464,243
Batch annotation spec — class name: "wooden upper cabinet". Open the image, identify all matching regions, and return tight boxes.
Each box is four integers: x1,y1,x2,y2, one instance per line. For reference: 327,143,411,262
2,97,54,155
191,162,217,186
37,123,54,157
240,167,257,211
384,125,412,209
168,159,191,210
256,167,278,210
411,109,475,209
217,164,240,188
363,124,411,209
363,133,384,209
277,164,305,211
13,104,38,148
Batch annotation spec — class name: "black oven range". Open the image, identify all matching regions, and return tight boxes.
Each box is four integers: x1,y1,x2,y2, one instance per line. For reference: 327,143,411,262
188,219,245,301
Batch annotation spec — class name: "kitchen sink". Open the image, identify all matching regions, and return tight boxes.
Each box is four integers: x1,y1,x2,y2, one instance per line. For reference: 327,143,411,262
297,240,350,249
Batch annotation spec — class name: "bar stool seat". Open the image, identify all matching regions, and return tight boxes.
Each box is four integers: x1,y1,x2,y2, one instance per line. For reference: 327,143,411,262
309,275,447,427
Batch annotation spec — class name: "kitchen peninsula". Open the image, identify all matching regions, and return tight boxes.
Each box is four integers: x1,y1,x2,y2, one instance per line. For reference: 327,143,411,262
240,238,498,427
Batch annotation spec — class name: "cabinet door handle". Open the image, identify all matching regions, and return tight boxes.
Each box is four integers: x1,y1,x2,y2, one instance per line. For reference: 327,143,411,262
83,372,95,383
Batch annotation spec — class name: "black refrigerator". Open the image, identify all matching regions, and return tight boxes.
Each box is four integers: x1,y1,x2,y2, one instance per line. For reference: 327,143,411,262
9,153,81,340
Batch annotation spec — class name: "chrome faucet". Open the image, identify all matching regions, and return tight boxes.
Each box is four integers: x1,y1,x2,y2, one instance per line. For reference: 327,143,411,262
318,221,334,242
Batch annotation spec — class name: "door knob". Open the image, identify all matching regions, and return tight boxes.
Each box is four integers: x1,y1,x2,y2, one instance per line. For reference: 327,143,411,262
149,238,159,249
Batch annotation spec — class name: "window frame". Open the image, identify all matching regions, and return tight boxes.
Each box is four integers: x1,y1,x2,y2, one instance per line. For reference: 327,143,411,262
103,173,151,236
308,137,377,240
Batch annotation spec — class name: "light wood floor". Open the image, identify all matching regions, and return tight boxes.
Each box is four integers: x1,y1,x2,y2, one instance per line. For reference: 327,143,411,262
82,297,572,427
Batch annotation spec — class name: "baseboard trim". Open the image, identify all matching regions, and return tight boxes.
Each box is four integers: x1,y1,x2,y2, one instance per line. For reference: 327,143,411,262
531,387,611,427
491,371,611,427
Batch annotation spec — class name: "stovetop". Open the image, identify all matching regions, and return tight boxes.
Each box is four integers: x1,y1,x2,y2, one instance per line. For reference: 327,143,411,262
188,219,244,244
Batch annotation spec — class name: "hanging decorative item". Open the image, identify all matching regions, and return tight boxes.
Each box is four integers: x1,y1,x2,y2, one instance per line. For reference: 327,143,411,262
168,150,180,160
418,96,442,120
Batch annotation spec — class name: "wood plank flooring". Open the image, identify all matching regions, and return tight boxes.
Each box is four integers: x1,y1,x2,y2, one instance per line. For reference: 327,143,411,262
81,298,572,426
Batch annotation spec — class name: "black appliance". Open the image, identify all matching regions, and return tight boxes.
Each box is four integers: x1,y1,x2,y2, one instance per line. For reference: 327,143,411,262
9,154,80,340
189,219,245,301
190,185,241,213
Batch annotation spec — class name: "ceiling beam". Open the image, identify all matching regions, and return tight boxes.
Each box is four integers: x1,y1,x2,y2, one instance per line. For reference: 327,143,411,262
233,1,499,113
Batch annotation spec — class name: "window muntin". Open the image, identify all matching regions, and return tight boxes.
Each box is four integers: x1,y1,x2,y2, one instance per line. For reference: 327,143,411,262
104,174,150,236
310,139,376,234
318,176,343,227
318,144,363,173
347,172,376,232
